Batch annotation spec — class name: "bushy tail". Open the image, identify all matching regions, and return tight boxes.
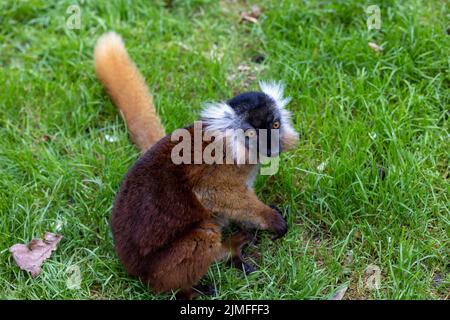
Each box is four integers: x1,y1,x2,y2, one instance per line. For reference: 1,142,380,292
94,32,165,152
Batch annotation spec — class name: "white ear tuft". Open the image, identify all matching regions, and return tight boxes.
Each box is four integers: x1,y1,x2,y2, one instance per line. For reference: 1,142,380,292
259,80,291,109
200,102,237,132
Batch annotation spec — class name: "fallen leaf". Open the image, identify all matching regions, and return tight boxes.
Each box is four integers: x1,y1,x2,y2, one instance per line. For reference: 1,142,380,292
241,15,258,24
240,5,262,24
10,232,63,277
330,285,348,300
368,42,383,52
41,135,51,142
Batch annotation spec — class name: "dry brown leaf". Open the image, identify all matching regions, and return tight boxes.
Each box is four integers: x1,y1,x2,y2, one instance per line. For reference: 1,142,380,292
41,135,51,142
330,285,349,300
368,42,383,52
240,5,262,24
10,232,63,277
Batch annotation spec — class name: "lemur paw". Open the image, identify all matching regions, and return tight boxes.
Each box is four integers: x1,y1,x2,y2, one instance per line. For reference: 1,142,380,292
268,204,288,240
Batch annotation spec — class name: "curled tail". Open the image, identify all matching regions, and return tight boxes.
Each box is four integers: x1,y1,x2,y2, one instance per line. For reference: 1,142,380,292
94,32,165,152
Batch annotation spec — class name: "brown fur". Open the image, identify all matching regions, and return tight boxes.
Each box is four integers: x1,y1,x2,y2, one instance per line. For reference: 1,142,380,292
94,32,165,152
111,126,288,295
95,32,294,298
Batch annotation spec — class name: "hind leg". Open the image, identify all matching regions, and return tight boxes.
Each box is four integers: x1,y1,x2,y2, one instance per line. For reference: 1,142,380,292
219,231,256,275
147,220,223,297
174,231,255,299
147,222,256,299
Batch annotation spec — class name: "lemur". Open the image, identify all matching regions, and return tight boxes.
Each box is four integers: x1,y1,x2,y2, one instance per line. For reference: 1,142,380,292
94,32,299,299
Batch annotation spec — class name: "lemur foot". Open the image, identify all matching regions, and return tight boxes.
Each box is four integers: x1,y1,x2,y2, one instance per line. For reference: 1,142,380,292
223,231,257,274
193,283,217,297
176,284,216,300
229,256,257,275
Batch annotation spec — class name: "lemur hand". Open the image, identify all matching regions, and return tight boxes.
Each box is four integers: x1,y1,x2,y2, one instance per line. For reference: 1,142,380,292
267,204,288,240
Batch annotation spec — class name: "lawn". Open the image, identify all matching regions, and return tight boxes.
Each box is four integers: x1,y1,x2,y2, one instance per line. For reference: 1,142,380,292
0,0,448,300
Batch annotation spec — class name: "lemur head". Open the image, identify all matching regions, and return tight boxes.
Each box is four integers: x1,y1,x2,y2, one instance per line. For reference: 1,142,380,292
201,81,299,162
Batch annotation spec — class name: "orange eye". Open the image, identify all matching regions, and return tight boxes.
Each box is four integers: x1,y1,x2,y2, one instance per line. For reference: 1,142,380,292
246,130,256,138
273,121,280,129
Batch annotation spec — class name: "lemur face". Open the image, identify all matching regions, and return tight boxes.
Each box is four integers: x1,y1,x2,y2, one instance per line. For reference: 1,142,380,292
201,81,299,161
227,92,282,157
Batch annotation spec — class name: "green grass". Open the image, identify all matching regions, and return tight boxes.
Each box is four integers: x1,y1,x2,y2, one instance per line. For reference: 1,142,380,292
0,0,448,300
